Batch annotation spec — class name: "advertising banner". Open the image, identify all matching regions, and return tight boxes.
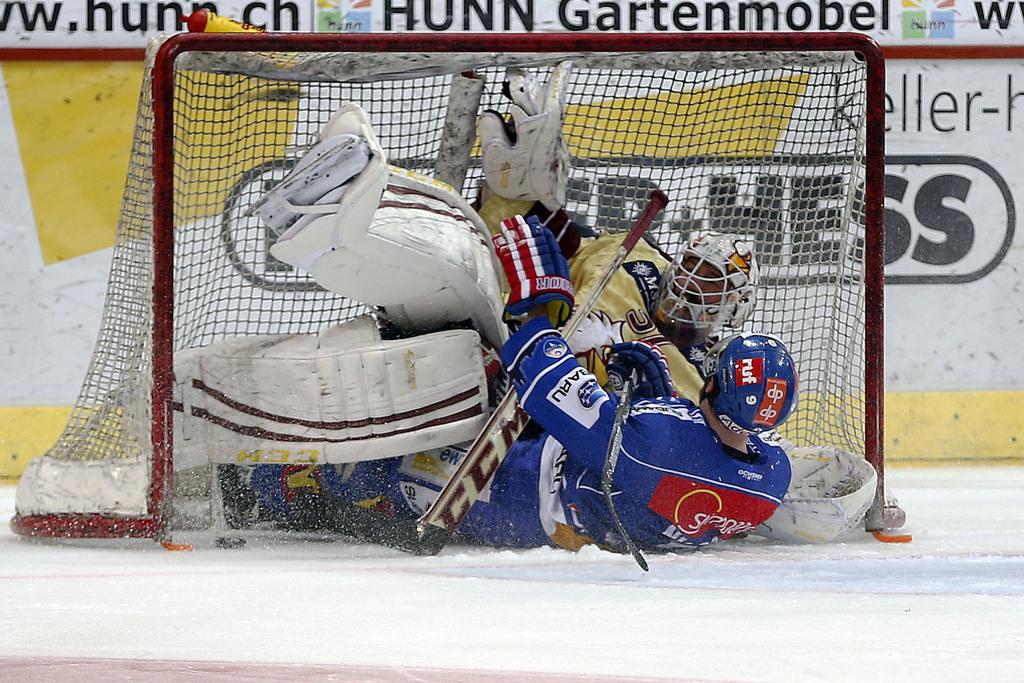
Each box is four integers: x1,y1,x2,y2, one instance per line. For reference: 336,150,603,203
882,60,1022,460
2,1,1024,49
884,61,1019,290
0,40,1021,466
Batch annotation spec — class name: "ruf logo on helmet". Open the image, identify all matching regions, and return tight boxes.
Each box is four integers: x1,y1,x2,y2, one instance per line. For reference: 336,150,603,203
735,356,763,386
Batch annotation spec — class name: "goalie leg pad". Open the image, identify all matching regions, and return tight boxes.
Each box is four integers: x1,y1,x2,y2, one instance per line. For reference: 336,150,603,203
265,104,505,347
309,167,506,347
756,446,878,543
172,317,490,469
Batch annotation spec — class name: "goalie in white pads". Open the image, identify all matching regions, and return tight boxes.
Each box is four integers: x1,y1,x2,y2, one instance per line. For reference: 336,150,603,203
171,103,510,532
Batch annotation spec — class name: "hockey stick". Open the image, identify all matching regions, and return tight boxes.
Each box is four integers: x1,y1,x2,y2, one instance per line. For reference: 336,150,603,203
414,189,669,554
600,371,649,572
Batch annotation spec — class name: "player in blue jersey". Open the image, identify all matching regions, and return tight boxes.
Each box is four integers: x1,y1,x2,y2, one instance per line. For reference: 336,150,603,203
452,214,795,550
250,214,796,552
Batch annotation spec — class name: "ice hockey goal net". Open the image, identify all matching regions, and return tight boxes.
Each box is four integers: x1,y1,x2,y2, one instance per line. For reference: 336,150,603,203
11,32,887,541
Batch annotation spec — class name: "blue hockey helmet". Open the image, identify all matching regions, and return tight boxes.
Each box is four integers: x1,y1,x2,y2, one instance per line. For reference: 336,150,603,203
702,333,798,434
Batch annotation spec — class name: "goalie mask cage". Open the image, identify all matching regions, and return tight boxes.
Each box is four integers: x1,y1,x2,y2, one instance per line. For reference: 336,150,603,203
11,32,887,541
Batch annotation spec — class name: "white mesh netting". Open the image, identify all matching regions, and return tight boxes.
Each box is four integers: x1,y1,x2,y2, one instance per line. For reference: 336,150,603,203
14,37,874,533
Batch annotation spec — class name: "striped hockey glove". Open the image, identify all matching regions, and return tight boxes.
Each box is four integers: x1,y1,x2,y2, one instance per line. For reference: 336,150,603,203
605,341,676,399
494,214,574,327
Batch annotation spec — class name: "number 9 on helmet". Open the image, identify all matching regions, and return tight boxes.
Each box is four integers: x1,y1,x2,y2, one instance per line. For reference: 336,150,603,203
701,333,798,434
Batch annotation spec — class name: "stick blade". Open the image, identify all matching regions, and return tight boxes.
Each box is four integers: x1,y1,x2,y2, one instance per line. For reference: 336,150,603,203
413,525,450,555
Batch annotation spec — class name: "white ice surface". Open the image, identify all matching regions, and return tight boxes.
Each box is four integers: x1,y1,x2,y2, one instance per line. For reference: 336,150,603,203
2,467,1023,682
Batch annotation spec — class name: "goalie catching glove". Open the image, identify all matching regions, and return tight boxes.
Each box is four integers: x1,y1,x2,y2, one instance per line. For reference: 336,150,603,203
478,61,572,212
494,214,574,328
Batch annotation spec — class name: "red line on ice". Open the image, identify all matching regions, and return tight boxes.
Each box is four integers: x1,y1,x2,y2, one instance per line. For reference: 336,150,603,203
0,656,723,682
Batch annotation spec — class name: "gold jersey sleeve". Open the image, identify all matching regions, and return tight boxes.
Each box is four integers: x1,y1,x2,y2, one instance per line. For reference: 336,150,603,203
478,197,704,402
568,234,705,403
478,195,535,237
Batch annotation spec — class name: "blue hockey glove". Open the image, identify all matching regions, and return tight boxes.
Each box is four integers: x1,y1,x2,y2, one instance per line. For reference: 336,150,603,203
605,341,676,399
494,213,574,327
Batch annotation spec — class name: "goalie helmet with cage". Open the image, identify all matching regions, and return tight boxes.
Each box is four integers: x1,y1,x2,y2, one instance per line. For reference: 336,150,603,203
701,333,798,435
654,231,759,349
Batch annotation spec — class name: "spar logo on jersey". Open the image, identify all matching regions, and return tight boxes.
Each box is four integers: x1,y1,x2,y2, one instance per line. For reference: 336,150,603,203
648,475,777,541
735,356,764,386
753,378,789,428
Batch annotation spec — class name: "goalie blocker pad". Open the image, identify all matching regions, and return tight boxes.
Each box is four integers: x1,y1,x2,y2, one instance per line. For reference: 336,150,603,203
171,316,489,469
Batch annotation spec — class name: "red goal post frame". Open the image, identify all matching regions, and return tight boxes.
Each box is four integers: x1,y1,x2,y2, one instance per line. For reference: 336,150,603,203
152,31,889,537
11,31,888,539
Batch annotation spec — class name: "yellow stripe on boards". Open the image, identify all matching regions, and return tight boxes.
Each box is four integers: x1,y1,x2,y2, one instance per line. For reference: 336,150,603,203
4,61,143,264
885,391,1024,463
0,406,72,480
4,61,301,264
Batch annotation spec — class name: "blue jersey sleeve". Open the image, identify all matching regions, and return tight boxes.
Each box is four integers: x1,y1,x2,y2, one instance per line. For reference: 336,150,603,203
500,317,621,472
501,318,792,550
